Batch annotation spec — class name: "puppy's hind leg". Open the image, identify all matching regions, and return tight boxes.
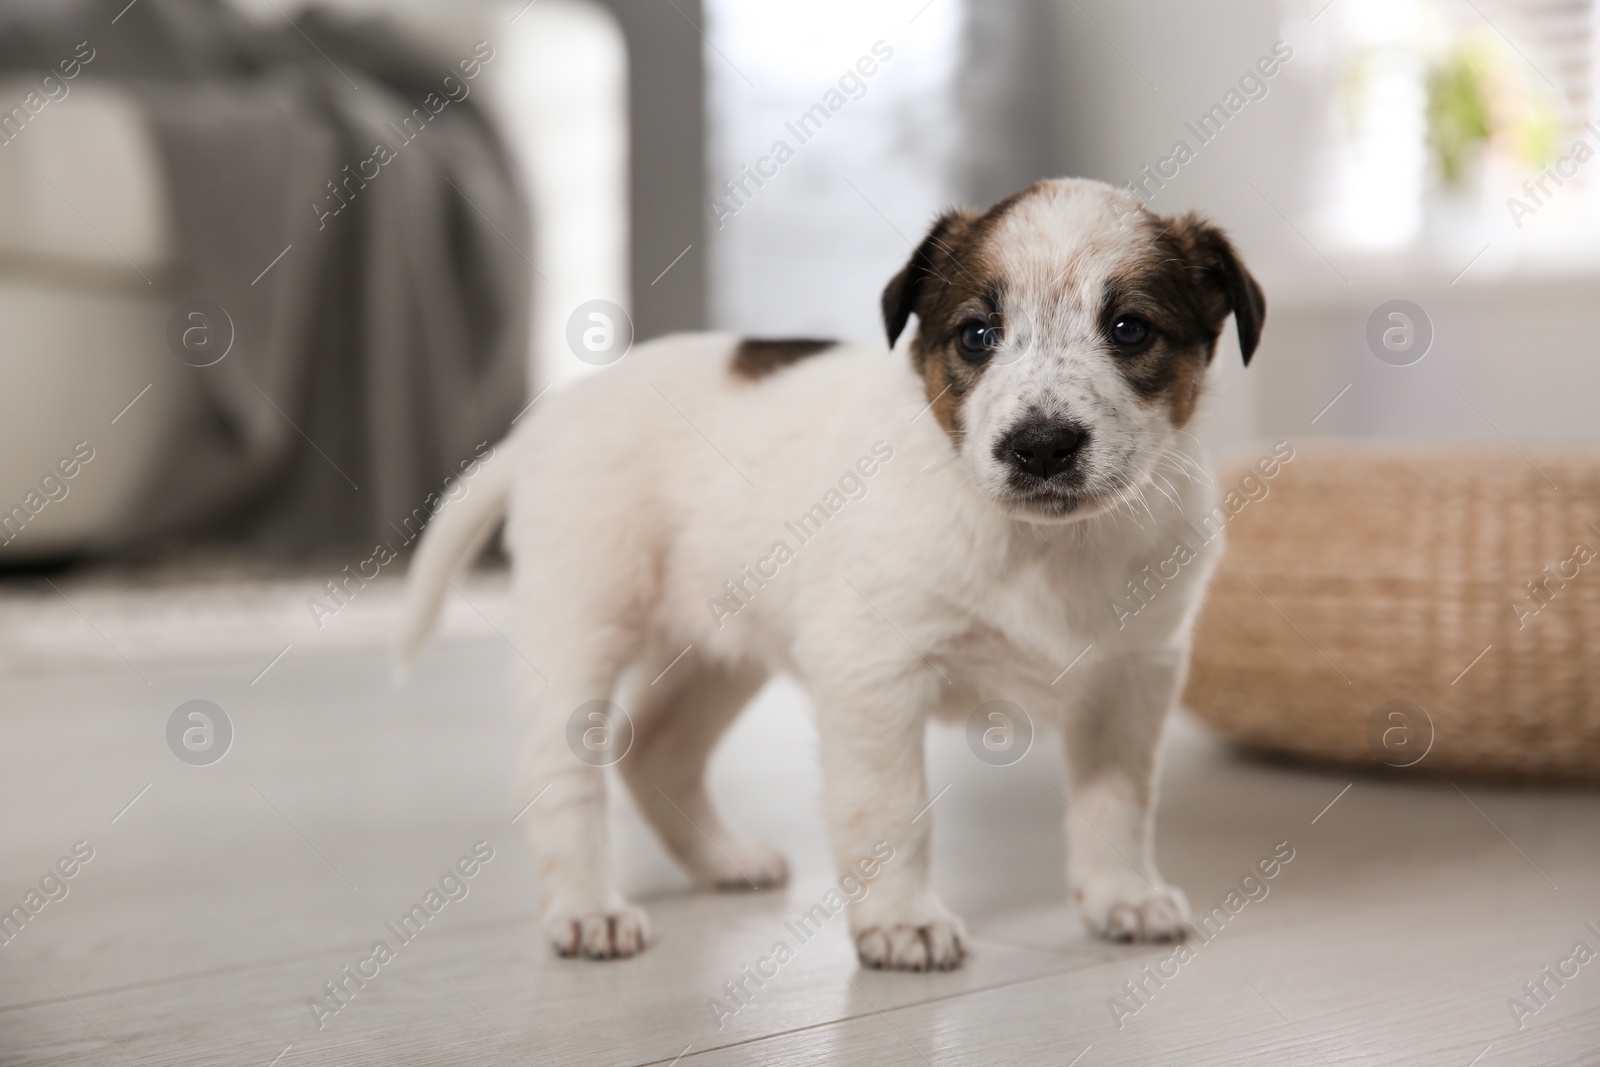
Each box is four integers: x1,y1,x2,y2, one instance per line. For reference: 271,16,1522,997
617,657,788,891
517,643,651,960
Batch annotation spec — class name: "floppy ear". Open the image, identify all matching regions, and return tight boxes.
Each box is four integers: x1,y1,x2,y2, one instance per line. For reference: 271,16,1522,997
1170,214,1266,365
881,210,972,348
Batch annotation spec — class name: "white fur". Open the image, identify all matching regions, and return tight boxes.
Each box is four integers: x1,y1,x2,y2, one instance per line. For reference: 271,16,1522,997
401,180,1229,967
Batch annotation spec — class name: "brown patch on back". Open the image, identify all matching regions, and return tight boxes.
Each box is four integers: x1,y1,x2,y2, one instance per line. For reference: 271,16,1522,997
729,337,837,380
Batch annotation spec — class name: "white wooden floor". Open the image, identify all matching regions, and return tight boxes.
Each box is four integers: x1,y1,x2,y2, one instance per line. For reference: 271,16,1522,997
2,639,1596,1065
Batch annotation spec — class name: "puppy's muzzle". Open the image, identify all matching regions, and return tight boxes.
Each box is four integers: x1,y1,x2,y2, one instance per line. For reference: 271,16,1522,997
1002,419,1089,481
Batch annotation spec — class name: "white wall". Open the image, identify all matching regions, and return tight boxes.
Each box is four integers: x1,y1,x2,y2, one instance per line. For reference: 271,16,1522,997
703,0,966,341
1047,0,1600,452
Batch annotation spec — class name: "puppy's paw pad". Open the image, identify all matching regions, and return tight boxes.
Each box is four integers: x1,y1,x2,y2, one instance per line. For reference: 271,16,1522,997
546,904,651,960
710,843,789,891
856,919,969,971
1077,883,1189,943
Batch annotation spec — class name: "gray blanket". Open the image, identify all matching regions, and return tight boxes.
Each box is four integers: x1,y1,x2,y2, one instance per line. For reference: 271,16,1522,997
0,0,529,557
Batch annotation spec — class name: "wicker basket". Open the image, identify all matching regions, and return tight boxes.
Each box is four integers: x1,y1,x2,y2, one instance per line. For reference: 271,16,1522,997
1184,447,1600,780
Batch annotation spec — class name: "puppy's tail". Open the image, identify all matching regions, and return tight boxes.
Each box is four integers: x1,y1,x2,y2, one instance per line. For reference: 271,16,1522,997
396,442,514,674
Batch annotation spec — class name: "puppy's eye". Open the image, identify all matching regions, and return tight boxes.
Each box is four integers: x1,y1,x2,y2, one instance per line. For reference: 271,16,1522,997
958,319,1003,360
1111,315,1150,348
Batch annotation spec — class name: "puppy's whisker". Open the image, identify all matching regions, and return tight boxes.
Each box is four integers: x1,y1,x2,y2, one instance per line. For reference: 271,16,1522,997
1146,450,1198,485
1147,474,1180,509
924,235,986,289
1152,456,1196,486
1123,435,1211,487
1167,451,1213,485
1103,471,1149,530
1163,455,1202,484
1105,466,1159,525
1161,465,1204,490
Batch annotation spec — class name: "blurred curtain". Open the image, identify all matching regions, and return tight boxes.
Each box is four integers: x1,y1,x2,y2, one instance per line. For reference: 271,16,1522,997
0,0,528,557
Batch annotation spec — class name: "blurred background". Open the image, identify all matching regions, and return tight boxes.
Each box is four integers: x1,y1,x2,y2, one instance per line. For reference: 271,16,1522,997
2,3,1598,1063
3,0,1598,579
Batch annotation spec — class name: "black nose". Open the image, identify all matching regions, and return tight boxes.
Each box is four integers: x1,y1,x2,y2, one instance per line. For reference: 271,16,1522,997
1005,421,1087,479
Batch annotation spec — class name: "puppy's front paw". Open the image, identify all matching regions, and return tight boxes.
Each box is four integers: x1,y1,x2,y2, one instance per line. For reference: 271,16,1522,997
1074,879,1190,943
706,842,789,892
855,917,969,971
546,903,652,959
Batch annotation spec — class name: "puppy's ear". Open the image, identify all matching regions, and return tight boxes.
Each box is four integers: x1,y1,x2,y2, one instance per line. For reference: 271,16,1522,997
1169,213,1266,365
881,209,973,348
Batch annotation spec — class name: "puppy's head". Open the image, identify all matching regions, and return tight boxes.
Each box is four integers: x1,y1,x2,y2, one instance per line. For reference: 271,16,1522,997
882,178,1264,523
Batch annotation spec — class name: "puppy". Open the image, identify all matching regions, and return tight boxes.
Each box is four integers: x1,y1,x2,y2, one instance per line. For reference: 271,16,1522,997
399,177,1264,970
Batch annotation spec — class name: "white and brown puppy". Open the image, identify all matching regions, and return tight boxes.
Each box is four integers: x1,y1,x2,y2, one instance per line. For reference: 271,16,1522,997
399,177,1264,970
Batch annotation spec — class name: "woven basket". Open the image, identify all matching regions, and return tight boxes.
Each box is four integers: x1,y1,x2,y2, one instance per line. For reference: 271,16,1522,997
1184,447,1600,780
